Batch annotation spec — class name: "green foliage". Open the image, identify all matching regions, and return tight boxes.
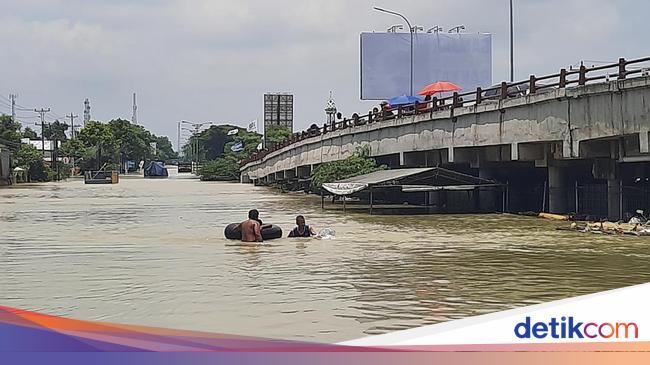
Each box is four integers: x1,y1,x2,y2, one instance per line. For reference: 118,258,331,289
109,118,154,162
74,119,167,170
22,127,38,139
153,135,178,162
0,114,22,143
15,144,51,182
310,145,386,188
199,155,240,181
59,138,87,159
43,120,69,141
265,125,292,146
77,121,117,168
183,124,263,181
183,125,261,162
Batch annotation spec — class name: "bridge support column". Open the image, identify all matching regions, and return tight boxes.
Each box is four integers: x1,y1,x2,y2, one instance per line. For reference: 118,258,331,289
511,143,519,161
607,178,622,221
478,166,498,212
640,129,649,154
240,173,251,184
548,164,570,214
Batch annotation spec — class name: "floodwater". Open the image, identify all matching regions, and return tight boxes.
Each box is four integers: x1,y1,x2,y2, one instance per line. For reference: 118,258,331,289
1,177,650,342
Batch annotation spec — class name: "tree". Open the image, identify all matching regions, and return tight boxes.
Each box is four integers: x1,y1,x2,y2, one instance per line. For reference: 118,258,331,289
0,114,22,144
15,144,51,182
42,120,69,141
77,121,117,169
59,138,87,160
182,125,262,162
108,118,153,165
265,125,292,146
311,145,386,188
152,135,178,161
199,155,240,181
22,127,38,139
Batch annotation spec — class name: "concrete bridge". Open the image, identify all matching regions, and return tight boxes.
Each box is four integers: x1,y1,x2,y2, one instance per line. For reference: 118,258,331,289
240,57,650,220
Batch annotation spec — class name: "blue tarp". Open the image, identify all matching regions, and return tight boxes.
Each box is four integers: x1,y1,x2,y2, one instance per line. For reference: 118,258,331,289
144,161,169,177
387,95,423,106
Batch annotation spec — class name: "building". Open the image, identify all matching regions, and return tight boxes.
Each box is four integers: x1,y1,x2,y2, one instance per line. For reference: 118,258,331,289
263,93,294,144
21,138,61,164
0,143,11,185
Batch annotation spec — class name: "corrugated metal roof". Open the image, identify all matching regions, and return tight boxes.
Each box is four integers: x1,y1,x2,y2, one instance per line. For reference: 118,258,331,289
335,168,434,185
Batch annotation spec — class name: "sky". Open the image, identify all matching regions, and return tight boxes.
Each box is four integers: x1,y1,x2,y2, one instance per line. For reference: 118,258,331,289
0,0,647,151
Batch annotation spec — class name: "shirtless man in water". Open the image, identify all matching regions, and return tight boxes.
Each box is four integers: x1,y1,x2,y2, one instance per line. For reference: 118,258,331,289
239,209,263,242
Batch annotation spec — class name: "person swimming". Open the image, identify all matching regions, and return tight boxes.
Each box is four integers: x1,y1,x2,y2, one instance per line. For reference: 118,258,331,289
288,215,316,238
238,209,263,242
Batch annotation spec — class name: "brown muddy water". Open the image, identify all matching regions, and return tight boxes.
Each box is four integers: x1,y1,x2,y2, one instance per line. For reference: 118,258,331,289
1,176,650,342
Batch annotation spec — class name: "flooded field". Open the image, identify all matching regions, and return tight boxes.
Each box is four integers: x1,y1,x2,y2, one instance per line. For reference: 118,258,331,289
1,176,650,342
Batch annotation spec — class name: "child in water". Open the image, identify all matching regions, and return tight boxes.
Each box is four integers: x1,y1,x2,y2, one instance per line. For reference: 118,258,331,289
288,215,316,238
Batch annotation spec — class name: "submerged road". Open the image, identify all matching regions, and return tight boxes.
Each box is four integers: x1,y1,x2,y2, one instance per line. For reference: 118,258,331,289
1,177,650,342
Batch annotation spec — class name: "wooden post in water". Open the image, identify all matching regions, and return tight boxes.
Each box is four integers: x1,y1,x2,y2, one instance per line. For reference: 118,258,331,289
321,190,325,210
369,187,374,215
343,194,346,213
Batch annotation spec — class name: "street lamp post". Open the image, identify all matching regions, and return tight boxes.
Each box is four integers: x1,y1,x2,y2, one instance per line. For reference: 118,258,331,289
510,0,514,82
374,6,414,96
180,120,212,172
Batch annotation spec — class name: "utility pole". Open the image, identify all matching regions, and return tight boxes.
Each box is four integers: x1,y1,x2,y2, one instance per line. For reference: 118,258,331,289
9,94,17,123
132,93,138,125
34,108,51,155
66,113,79,139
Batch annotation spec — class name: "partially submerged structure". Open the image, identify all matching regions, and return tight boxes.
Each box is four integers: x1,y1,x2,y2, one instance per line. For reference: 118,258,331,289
84,170,119,184
144,161,169,178
321,167,505,214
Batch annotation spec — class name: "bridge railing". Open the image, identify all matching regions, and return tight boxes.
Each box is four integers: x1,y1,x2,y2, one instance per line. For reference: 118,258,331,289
241,56,650,167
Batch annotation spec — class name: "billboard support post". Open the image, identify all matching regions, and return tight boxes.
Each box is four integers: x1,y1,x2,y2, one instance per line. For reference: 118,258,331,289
373,7,413,96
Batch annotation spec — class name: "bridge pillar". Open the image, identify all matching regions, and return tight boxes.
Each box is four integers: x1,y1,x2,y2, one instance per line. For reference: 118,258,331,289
607,178,622,221
511,143,519,161
240,173,251,184
402,151,428,167
478,165,498,212
640,129,649,154
548,164,570,214
297,165,311,178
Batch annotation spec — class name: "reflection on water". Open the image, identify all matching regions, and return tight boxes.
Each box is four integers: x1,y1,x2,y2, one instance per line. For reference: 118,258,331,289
1,177,650,342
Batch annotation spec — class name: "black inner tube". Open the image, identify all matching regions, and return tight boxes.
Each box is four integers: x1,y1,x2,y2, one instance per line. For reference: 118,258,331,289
224,223,283,240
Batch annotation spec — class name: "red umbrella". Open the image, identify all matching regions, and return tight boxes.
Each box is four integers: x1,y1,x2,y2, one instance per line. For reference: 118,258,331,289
418,81,462,96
